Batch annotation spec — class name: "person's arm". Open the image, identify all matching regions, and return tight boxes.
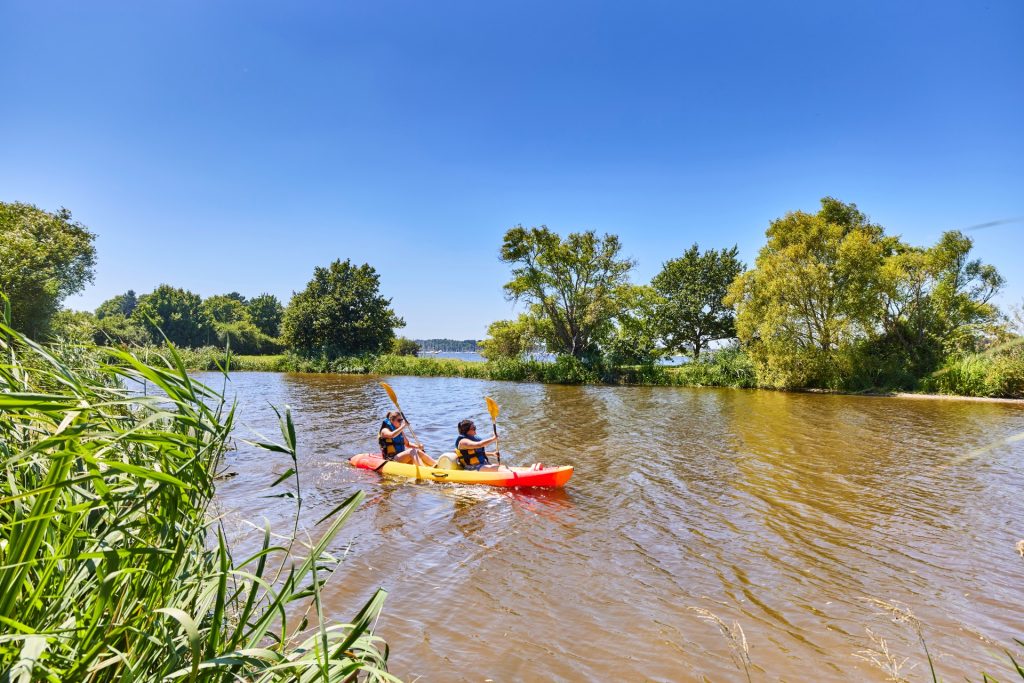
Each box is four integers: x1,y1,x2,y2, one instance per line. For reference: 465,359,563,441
379,423,407,439
457,435,497,450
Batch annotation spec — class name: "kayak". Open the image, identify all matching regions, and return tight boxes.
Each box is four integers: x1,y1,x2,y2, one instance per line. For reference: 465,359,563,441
349,453,573,488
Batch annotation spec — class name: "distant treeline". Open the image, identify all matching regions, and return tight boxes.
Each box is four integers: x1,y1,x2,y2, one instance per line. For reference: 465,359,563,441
415,339,480,352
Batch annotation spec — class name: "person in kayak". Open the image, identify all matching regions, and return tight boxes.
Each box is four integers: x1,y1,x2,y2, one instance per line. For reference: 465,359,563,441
379,411,435,466
455,419,504,471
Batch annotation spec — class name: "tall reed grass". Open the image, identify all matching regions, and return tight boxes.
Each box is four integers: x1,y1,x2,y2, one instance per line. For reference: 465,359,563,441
0,313,396,681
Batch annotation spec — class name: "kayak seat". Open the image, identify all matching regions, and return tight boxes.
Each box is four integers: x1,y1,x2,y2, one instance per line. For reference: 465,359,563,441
434,453,462,470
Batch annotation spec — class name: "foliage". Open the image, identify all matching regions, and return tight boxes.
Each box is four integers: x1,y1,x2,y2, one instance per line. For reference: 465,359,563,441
920,341,1024,398
93,313,150,346
95,289,138,319
282,259,404,358
203,293,252,325
500,225,634,360
604,285,664,366
247,293,284,337
0,317,395,681
48,309,99,343
132,284,215,347
652,244,744,359
215,320,284,355
391,336,421,356
878,230,1004,373
0,202,97,339
726,198,894,388
666,346,757,388
479,315,538,360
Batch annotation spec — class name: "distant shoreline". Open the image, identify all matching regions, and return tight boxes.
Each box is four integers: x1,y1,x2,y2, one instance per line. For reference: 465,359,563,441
175,352,1024,403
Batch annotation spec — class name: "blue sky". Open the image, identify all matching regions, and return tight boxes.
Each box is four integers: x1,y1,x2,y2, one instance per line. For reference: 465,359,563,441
2,0,1022,339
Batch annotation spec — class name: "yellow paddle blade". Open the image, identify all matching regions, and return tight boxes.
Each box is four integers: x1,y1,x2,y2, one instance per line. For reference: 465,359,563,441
380,382,399,407
485,395,500,421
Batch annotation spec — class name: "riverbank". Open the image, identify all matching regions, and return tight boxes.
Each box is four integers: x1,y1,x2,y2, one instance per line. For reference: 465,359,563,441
165,346,1024,400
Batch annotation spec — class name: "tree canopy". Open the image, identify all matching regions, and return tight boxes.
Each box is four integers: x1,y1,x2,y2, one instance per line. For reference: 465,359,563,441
479,315,538,360
652,244,744,359
0,202,97,338
726,197,1004,388
132,285,214,347
282,259,404,357
247,293,284,337
95,290,138,319
203,295,251,325
500,226,634,360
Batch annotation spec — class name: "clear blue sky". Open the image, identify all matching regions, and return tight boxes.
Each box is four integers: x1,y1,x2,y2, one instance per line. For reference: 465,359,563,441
2,1,1022,339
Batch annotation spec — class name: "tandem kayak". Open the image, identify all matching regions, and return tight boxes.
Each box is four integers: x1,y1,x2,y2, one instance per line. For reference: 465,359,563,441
349,453,574,488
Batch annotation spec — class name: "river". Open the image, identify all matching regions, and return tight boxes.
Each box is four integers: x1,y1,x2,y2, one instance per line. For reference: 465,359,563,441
201,371,1024,682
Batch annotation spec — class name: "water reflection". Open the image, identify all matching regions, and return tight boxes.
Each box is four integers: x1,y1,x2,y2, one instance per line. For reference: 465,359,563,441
206,372,1024,682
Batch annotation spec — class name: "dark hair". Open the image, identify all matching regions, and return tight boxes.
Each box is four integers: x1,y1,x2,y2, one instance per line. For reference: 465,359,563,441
457,419,475,435
386,411,403,422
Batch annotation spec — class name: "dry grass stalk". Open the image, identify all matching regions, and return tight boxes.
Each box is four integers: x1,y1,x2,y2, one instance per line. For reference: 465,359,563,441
689,606,752,683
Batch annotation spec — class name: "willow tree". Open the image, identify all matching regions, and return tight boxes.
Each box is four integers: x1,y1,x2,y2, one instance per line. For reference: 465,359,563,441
725,197,891,387
499,226,634,361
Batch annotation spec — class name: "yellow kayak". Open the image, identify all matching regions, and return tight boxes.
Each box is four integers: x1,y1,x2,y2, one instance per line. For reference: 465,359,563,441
349,453,573,488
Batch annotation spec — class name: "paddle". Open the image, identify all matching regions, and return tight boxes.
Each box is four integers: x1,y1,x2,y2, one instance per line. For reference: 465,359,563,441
379,382,427,480
485,395,501,467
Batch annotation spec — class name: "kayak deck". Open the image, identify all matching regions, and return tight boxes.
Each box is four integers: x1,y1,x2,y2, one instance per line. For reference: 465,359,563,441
349,453,573,488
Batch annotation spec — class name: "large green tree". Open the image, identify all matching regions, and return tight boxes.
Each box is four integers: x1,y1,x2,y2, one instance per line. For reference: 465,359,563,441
282,259,404,357
877,230,1003,371
499,226,634,360
132,285,215,347
247,293,284,337
0,202,97,338
95,290,138,319
203,294,251,325
725,197,891,387
652,244,744,359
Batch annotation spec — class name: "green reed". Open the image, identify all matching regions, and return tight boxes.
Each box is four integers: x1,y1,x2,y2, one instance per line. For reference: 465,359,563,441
0,313,397,682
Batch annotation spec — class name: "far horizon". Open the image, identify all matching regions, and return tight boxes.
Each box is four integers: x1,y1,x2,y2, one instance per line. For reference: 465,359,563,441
3,1,1022,338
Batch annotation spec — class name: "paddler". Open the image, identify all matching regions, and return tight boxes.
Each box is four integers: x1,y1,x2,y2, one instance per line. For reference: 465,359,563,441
379,411,435,466
454,419,505,471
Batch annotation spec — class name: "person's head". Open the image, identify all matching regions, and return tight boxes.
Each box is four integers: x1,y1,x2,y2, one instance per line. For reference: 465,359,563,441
458,419,476,436
387,411,404,425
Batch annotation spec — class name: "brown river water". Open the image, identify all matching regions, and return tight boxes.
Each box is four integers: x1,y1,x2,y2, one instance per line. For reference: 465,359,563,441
199,371,1024,682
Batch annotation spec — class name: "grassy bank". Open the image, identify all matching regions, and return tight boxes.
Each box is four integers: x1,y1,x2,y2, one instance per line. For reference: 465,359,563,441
0,327,395,681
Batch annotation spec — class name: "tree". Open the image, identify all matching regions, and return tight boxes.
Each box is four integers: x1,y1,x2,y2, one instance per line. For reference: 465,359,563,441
652,244,744,359
725,197,891,387
391,336,421,356
0,202,97,338
878,230,1003,370
479,315,538,360
215,320,284,355
282,259,404,357
132,285,214,347
95,290,138,319
604,285,664,366
203,294,251,325
92,314,149,347
247,293,284,337
499,226,634,360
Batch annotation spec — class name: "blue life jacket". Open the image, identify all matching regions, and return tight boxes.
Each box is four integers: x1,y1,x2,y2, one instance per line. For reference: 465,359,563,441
455,435,489,469
379,419,405,458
